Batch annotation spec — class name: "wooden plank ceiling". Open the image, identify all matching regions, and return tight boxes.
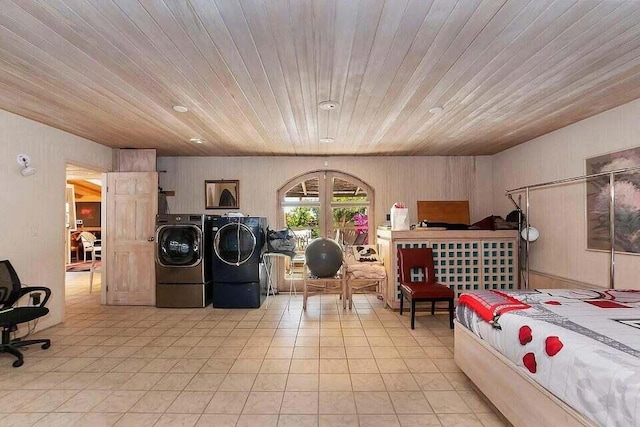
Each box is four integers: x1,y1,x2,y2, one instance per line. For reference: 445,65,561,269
2,0,640,156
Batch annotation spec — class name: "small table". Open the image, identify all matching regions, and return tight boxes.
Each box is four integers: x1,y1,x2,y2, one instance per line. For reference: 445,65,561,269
262,252,296,309
303,263,346,310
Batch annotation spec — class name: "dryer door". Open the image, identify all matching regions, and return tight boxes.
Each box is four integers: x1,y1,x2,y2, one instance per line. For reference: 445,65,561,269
156,225,202,267
214,222,257,266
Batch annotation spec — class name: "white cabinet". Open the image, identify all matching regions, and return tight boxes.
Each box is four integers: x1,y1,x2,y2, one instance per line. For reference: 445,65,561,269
377,228,519,309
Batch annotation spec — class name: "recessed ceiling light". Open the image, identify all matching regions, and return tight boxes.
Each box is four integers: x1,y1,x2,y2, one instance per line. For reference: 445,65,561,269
173,105,188,113
428,107,443,114
320,137,334,143
319,101,340,111
190,138,204,144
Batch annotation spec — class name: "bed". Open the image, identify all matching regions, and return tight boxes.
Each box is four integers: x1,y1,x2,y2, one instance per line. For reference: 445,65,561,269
454,289,640,427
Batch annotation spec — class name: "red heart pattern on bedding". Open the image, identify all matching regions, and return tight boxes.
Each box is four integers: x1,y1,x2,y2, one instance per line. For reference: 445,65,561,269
545,336,564,357
519,325,532,345
523,352,537,373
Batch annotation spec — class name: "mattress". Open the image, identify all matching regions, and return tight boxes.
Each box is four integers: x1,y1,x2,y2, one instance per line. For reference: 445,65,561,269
456,289,640,427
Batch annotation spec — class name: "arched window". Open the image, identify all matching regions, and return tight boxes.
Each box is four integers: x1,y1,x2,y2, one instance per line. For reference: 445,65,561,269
277,170,374,250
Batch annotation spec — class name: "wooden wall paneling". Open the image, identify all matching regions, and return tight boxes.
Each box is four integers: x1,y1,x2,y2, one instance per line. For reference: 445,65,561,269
205,0,291,147
362,0,456,148
98,0,241,152
261,0,309,150
333,0,385,148
470,15,640,149
403,0,579,153
428,2,637,154
326,0,360,152
377,0,529,152
363,0,482,150
4,0,211,152
289,0,319,150
115,149,157,172
351,0,436,150
342,0,410,147
159,1,271,151
2,1,640,155
238,0,303,152
314,0,337,155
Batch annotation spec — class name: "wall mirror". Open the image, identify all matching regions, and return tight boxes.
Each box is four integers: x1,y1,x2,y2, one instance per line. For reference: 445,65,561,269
205,180,239,209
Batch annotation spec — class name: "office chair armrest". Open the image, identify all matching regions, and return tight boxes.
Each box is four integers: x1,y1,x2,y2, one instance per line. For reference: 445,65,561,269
19,287,52,307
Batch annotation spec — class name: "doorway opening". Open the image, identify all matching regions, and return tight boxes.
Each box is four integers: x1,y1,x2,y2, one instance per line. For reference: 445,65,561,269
65,163,103,299
277,170,374,285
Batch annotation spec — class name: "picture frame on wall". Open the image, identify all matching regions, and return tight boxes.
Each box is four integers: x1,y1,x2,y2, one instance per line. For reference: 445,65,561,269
586,146,640,254
205,180,239,209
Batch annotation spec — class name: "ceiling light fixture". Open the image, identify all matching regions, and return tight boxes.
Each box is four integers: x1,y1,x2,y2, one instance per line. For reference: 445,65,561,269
319,137,334,143
428,107,443,114
319,101,340,111
190,138,204,144
173,105,188,113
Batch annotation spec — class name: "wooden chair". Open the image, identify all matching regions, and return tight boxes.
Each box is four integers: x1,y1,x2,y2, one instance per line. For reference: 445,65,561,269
397,247,454,329
303,263,346,310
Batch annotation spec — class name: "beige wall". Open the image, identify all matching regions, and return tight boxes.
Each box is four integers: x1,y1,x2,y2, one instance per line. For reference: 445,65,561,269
0,110,112,329
493,98,640,289
158,156,494,231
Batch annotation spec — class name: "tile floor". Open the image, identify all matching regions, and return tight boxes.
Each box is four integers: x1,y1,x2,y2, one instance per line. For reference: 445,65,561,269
0,272,510,427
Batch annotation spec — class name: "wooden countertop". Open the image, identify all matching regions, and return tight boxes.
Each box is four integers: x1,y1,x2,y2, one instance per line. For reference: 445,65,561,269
376,228,518,240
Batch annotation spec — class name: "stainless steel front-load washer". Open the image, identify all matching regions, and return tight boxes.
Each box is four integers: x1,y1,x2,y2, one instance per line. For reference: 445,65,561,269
155,214,211,307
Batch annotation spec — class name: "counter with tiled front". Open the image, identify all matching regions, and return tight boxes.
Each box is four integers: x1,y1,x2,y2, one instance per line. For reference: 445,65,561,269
376,227,519,310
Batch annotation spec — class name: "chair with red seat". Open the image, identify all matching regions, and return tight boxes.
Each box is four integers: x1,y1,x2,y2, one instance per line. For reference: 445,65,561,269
397,247,454,329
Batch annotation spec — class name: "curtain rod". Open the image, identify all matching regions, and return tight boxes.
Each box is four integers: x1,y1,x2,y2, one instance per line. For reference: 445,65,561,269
505,166,640,194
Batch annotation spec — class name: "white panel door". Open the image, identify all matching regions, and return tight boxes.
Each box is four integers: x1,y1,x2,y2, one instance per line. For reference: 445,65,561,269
105,172,157,305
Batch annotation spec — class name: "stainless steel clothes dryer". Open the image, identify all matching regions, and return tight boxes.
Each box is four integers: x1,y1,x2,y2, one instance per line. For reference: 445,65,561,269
205,216,267,308
155,214,212,308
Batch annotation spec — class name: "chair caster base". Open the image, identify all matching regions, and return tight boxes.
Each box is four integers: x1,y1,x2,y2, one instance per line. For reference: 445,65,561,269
12,359,23,368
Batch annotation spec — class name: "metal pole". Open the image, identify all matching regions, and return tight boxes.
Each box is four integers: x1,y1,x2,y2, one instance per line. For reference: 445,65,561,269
609,172,615,289
518,195,523,289
506,165,640,194
525,187,530,290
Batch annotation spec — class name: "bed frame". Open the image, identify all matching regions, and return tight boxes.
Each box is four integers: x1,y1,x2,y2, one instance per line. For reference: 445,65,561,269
453,321,595,427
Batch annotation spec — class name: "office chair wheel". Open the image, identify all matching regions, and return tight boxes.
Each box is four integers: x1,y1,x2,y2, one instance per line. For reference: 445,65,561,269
12,359,23,368
41,342,50,350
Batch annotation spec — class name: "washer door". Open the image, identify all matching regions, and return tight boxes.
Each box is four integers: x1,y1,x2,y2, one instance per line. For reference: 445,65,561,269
214,222,257,266
156,225,202,267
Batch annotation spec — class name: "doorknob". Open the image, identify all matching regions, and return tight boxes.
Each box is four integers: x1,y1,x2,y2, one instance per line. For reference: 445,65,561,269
148,237,155,242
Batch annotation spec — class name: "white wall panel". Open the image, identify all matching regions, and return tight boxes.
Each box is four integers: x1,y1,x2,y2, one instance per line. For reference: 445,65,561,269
0,110,112,329
493,98,640,289
158,155,494,232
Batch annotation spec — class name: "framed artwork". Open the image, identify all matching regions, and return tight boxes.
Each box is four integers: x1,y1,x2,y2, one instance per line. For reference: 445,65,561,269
586,146,640,254
205,180,239,209
76,202,101,227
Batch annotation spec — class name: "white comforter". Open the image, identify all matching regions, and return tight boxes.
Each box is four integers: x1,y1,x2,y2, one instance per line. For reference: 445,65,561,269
457,289,640,427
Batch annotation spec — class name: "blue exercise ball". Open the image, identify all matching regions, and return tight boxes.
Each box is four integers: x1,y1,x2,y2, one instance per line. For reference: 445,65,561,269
305,238,343,278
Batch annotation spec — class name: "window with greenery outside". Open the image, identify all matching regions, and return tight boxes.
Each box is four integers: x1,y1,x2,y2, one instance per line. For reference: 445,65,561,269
285,207,320,238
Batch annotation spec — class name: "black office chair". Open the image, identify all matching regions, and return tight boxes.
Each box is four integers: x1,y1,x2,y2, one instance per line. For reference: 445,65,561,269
0,260,51,367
